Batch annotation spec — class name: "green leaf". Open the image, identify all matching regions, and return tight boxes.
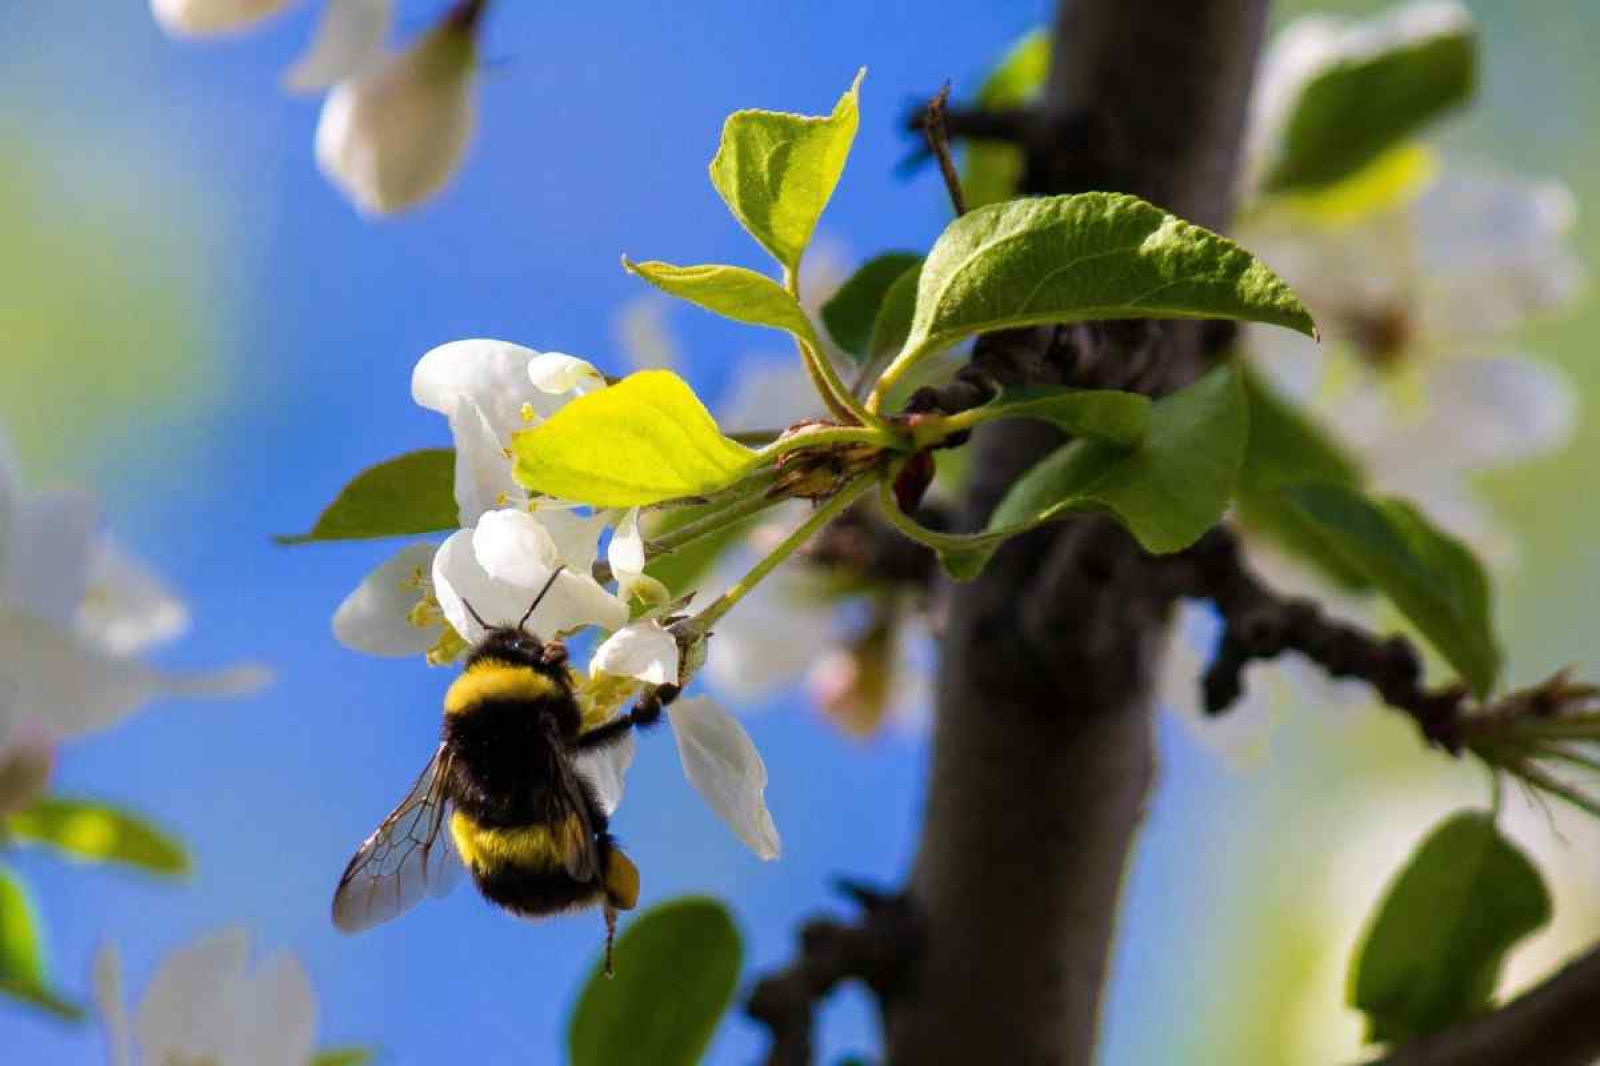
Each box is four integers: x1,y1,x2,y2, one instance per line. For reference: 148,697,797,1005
1287,484,1500,697
886,368,1246,579
278,449,456,545
820,252,922,359
1350,811,1549,1044
311,1048,377,1066
568,897,741,1066
7,798,189,877
621,259,821,348
880,193,1317,391
709,69,864,273
960,386,1150,447
0,865,81,1021
1261,6,1476,195
513,371,759,508
865,260,923,368
964,28,1049,209
1236,369,1370,589
643,505,758,598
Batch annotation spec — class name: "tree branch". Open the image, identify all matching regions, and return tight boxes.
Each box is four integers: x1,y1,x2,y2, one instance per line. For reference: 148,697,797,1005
1362,941,1600,1066
882,2,1269,1064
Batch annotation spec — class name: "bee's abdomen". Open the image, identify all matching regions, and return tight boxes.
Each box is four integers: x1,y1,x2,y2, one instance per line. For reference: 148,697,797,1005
449,810,604,916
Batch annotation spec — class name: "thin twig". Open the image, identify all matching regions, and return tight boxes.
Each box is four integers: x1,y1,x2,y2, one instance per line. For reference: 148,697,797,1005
745,882,917,1066
919,84,968,217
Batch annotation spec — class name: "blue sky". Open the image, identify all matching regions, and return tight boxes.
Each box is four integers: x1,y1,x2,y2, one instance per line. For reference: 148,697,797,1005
2,1,1597,1063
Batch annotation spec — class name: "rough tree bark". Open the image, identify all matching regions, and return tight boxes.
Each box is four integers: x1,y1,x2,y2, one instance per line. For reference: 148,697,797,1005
881,2,1269,1063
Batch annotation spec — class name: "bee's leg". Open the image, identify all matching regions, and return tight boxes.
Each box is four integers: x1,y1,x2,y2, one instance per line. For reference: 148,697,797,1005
603,904,618,978
540,641,569,668
573,687,678,752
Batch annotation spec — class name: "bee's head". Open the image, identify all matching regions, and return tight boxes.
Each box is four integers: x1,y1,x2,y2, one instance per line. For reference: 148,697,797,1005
457,565,569,666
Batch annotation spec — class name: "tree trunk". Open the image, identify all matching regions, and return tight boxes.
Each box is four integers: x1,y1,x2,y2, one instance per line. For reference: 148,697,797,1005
882,2,1268,1062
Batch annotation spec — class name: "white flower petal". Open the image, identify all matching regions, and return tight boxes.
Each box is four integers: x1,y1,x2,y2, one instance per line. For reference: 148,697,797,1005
433,524,627,644
92,942,133,1066
576,729,635,818
447,399,523,526
228,952,316,1066
670,696,780,860
533,508,610,574
75,536,189,656
283,0,392,92
528,352,606,397
313,15,478,214
703,561,834,701
472,510,562,587
0,609,268,742
592,621,679,686
6,488,98,630
151,0,297,37
135,928,251,1066
332,542,439,657
608,507,647,588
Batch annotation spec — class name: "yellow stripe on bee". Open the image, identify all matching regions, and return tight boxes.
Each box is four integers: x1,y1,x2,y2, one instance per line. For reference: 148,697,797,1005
450,811,575,873
443,661,560,716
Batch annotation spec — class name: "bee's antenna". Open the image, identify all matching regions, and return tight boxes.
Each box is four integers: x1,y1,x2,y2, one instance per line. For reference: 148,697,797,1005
460,597,491,631
518,565,567,632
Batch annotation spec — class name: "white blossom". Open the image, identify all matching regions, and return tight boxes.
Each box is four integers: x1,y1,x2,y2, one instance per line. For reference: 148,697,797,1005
591,619,679,687
94,931,317,1066
150,0,296,37
314,7,481,215
283,0,393,92
331,541,440,657
0,441,266,744
669,696,780,860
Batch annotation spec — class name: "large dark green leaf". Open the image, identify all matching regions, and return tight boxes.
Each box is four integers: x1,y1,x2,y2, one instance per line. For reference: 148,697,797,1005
278,449,456,545
1350,811,1549,1044
1261,6,1476,194
568,897,742,1066
1236,369,1369,589
1287,484,1500,696
820,252,922,359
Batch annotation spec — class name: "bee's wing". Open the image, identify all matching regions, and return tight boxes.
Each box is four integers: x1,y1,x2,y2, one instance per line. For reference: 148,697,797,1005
332,744,463,933
552,752,600,883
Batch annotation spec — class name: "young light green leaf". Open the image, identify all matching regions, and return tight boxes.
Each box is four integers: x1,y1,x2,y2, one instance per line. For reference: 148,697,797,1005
709,69,864,273
621,259,821,348
958,387,1150,447
513,370,759,508
568,897,741,1066
820,251,922,359
1262,4,1477,195
877,193,1317,396
0,865,81,1021
1287,484,1500,697
311,1048,377,1066
1350,811,1549,1044
1236,369,1370,589
278,449,456,545
964,28,1049,209
7,798,188,877
884,368,1246,579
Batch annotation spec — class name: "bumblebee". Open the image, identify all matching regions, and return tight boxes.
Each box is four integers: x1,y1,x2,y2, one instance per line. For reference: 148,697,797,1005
331,570,664,965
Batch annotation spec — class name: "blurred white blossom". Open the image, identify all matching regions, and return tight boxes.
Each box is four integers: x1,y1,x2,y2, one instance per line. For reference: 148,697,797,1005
0,441,265,748
94,931,316,1066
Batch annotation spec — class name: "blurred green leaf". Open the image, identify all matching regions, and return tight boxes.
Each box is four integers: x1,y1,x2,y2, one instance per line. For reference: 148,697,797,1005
1261,7,1476,194
963,386,1150,447
278,449,456,545
311,1048,376,1066
1236,369,1370,589
709,70,864,273
964,28,1049,209
1350,811,1549,1044
820,252,922,359
888,368,1246,579
865,260,923,368
879,193,1317,392
513,371,758,508
0,865,82,1021
568,897,742,1066
1287,484,1501,697
622,260,821,347
6,798,188,876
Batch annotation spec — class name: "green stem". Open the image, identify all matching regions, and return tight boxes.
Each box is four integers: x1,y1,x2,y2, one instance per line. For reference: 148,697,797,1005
784,266,891,432
1505,757,1600,820
687,474,875,633
863,340,930,414
754,425,905,464
648,490,782,558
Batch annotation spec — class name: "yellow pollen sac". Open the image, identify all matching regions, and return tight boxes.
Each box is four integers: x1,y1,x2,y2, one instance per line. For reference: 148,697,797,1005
520,401,537,424
604,849,641,911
